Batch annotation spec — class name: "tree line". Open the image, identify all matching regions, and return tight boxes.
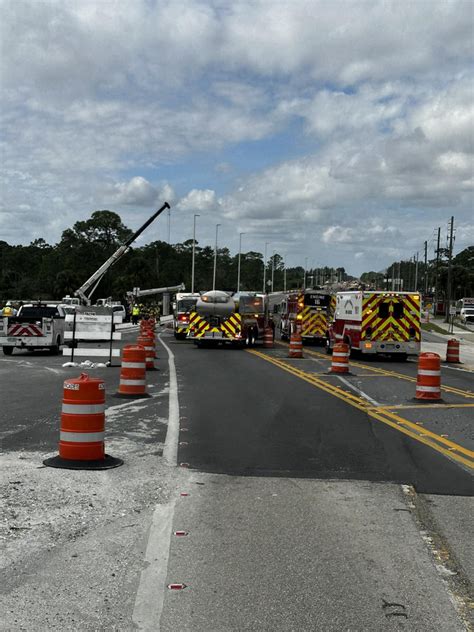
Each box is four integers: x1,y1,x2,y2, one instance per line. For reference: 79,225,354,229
0,210,349,303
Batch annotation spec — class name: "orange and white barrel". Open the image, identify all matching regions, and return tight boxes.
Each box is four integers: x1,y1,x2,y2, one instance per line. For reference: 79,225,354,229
263,327,274,348
137,334,156,370
43,373,123,470
446,339,460,363
116,345,150,399
415,352,442,401
289,332,303,358
329,342,350,374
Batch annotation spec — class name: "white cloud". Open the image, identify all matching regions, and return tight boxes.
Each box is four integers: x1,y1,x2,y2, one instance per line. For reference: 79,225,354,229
177,189,218,212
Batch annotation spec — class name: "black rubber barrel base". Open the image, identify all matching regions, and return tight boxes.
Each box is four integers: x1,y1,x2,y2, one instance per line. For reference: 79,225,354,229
146,367,159,371
43,454,124,470
411,397,444,404
113,392,152,399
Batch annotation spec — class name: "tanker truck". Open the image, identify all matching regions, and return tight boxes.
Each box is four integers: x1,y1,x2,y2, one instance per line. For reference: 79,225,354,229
187,290,268,347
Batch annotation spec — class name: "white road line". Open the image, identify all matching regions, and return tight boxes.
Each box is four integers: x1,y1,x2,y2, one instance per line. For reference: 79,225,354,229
336,375,381,407
132,500,177,631
159,333,180,467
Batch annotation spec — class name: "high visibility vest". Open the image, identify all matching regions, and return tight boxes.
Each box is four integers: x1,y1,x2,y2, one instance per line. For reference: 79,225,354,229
132,306,140,316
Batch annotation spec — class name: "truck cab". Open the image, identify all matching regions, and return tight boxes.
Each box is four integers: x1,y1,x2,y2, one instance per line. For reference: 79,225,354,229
173,293,200,339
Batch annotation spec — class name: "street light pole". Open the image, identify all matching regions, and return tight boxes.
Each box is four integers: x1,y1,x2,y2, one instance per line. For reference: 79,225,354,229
213,223,221,292
237,232,244,293
303,257,308,289
263,242,269,294
271,250,275,292
191,214,200,294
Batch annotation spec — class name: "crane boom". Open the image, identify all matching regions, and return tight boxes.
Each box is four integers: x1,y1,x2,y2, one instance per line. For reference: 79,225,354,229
74,202,171,305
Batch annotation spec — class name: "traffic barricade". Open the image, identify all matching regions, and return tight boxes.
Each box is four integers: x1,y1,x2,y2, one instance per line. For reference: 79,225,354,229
329,342,350,374
137,334,156,370
115,345,150,399
415,352,442,401
263,327,274,349
289,331,303,358
44,373,123,470
446,339,460,363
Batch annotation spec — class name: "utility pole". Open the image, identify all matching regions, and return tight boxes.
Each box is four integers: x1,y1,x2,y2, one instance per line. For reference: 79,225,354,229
237,232,244,293
263,242,269,294
191,214,199,294
445,216,454,322
303,257,308,289
434,227,441,315
284,266,287,292
167,207,171,243
212,224,221,292
414,252,419,292
271,250,275,292
424,240,428,295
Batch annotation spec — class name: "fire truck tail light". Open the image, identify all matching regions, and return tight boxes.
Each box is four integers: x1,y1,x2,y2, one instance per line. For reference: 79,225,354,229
364,342,373,349
297,314,303,320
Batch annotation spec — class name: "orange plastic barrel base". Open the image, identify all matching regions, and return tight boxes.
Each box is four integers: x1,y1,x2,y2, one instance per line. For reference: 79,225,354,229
43,454,123,470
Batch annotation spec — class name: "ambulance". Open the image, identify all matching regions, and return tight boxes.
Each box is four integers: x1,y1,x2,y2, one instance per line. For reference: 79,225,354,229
327,291,421,358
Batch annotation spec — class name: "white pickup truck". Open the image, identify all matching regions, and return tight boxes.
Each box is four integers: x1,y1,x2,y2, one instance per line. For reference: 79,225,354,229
0,303,67,355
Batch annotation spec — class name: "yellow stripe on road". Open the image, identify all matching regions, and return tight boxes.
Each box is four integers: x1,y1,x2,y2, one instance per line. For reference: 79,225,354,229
248,349,474,470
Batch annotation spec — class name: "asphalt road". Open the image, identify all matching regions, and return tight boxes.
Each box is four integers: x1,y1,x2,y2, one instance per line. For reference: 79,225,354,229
1,329,473,631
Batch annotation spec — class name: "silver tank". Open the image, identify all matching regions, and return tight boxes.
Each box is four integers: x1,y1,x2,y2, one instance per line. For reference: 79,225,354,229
196,291,235,318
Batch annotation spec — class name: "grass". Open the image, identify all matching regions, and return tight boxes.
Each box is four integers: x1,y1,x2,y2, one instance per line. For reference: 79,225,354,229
421,322,449,335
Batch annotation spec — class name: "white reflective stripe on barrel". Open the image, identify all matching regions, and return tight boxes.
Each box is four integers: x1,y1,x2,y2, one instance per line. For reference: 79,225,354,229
333,352,349,358
60,431,105,442
62,403,105,414
121,361,146,369
416,385,441,392
120,379,146,386
333,363,349,367
417,370,441,376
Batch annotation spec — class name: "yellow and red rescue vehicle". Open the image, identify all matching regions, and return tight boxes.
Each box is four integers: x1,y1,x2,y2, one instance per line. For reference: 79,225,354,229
327,291,421,358
173,292,200,339
279,290,333,343
187,291,269,347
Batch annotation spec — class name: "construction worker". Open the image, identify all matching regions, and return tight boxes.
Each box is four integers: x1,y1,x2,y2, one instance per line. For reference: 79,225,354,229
2,302,14,317
132,303,140,325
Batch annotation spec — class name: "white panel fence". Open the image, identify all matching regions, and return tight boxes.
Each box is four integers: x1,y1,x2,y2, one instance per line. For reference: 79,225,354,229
62,312,122,363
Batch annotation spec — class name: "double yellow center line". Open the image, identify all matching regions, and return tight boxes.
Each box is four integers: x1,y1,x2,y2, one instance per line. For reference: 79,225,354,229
248,349,474,471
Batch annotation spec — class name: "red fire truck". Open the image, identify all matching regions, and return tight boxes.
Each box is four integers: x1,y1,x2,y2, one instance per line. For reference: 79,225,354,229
327,290,421,358
278,290,333,344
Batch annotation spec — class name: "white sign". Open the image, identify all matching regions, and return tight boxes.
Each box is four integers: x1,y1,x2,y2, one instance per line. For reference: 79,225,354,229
449,306,456,315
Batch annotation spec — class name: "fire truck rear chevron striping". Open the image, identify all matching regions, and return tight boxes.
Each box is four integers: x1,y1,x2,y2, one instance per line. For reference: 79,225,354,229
327,291,421,357
279,290,333,342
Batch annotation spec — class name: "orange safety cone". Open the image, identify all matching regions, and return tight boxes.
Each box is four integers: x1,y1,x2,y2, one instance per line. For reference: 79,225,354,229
115,345,150,399
263,327,274,348
329,342,350,374
289,331,303,358
446,339,460,363
415,352,443,401
44,373,123,470
137,334,157,370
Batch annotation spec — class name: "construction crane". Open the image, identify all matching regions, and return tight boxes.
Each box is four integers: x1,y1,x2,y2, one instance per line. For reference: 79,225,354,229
74,202,170,305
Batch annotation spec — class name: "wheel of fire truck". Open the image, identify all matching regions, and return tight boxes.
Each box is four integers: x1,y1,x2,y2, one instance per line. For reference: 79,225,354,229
2,346,13,356
174,332,187,340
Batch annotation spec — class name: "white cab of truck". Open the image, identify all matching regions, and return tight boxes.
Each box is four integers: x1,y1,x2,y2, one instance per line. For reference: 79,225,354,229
0,303,67,355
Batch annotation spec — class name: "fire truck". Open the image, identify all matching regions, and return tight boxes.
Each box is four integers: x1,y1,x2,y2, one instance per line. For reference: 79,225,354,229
327,290,421,358
187,290,268,347
278,290,333,343
173,292,200,339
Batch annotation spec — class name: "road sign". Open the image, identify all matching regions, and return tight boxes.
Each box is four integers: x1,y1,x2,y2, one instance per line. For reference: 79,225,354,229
449,306,456,315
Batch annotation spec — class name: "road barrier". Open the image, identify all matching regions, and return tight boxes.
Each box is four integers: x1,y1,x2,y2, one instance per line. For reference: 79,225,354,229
63,309,122,365
329,342,350,374
137,334,156,370
263,327,274,349
289,331,303,358
44,373,123,470
415,352,442,402
115,345,150,399
446,339,460,363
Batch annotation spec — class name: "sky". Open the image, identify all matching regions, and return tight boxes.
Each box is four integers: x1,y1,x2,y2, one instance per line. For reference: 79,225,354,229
1,0,473,277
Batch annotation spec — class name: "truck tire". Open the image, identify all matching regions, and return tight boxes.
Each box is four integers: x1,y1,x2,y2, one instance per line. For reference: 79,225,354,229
49,336,61,355
2,346,13,356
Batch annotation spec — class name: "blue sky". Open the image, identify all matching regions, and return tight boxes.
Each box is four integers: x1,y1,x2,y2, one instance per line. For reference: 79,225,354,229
1,0,473,276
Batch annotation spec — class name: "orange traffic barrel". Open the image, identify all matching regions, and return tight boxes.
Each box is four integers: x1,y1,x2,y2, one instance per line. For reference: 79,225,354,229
415,352,442,401
446,339,460,363
143,329,158,358
44,373,123,470
329,342,350,374
137,334,156,370
263,327,274,348
289,331,303,358
115,345,150,399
